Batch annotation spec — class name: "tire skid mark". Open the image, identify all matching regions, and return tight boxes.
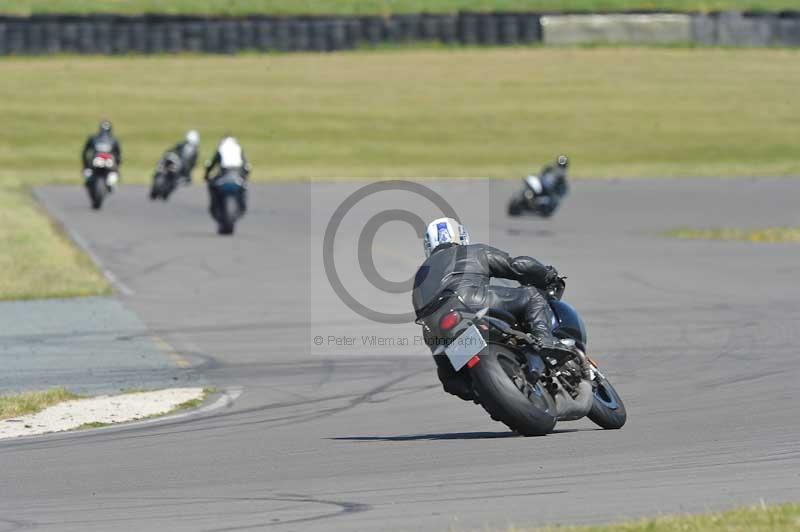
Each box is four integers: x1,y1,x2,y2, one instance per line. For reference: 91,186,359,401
312,358,336,391
204,495,371,532
4,494,370,531
0,517,31,532
0,318,358,343
116,253,192,284
151,366,431,433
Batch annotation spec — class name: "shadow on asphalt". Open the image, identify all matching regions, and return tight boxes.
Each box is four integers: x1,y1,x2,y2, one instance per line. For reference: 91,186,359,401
330,432,517,441
331,428,593,442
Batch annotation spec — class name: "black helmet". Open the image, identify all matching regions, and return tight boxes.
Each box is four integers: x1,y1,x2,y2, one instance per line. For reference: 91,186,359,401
99,120,112,135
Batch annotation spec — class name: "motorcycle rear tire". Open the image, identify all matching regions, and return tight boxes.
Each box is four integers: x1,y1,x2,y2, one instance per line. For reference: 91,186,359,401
89,178,106,210
151,174,176,201
508,194,526,217
217,195,237,235
470,346,557,436
161,180,176,201
587,375,627,430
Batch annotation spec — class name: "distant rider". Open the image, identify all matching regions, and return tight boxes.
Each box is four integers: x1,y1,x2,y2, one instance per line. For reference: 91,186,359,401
412,217,574,399
167,130,200,183
203,136,250,218
82,120,121,186
537,155,569,198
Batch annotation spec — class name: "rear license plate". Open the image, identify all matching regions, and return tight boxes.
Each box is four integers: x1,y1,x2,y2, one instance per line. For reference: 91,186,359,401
445,325,487,371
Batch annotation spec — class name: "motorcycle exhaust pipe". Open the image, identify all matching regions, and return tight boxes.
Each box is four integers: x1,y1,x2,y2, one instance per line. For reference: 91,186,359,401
552,379,593,421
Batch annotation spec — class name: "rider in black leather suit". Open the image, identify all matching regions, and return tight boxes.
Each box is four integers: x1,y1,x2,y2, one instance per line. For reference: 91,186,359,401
169,130,200,183
82,120,121,172
412,242,559,340
412,218,566,400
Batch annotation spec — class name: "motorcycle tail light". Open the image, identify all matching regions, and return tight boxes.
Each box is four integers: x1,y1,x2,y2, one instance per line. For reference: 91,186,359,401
439,311,461,331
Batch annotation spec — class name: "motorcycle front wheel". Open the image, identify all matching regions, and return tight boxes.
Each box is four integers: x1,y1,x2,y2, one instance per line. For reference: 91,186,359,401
470,346,557,436
217,195,238,235
88,177,106,210
587,375,627,429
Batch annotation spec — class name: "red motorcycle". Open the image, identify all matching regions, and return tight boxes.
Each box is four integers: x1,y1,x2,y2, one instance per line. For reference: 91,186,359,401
85,152,118,210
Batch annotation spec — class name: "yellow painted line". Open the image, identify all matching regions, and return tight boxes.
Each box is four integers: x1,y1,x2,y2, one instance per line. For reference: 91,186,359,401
152,336,192,369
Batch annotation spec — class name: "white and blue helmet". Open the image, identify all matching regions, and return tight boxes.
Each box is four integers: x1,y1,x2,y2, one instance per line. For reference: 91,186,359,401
423,217,469,257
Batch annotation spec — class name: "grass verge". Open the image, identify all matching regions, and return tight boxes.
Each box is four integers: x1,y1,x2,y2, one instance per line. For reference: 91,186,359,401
2,1,799,16
173,387,217,411
0,186,109,300
0,388,80,420
664,226,800,242
77,421,108,430
531,502,800,531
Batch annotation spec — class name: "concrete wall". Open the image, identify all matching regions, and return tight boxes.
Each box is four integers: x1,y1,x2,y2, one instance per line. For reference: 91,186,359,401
541,14,692,45
0,11,798,55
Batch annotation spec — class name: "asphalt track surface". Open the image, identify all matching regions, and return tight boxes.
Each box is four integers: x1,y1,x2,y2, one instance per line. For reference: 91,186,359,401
0,297,197,395
2,179,799,531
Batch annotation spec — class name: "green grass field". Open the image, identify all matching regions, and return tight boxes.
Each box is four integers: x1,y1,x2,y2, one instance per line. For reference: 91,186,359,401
531,502,800,531
0,187,109,300
1,0,798,16
3,48,799,184
1,47,799,299
0,388,79,420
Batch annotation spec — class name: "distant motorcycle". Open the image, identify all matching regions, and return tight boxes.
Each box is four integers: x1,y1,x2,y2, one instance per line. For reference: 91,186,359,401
85,152,118,210
209,171,246,235
416,278,626,436
150,152,184,201
508,155,569,218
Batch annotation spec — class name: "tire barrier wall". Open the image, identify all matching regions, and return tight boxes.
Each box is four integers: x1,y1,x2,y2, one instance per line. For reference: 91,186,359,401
691,11,800,46
0,12,797,55
0,13,542,55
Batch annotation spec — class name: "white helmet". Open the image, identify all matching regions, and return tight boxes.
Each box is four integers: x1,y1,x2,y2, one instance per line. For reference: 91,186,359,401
186,130,200,145
423,217,469,257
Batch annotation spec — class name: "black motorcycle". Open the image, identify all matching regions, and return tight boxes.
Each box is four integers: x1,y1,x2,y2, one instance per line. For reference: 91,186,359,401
150,152,184,201
416,279,626,436
508,155,570,218
85,151,118,210
209,171,246,235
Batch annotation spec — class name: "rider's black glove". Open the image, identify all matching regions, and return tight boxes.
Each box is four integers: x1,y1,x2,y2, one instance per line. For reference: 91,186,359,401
541,267,566,296
543,266,560,286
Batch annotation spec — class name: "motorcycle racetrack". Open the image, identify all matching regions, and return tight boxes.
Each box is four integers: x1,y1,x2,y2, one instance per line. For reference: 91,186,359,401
2,178,799,531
